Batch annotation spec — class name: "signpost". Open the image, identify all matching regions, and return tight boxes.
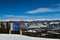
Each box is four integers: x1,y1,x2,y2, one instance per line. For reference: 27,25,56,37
13,22,20,31
9,21,22,35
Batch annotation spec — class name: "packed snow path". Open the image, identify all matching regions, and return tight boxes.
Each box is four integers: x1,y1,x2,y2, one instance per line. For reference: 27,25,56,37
0,34,60,40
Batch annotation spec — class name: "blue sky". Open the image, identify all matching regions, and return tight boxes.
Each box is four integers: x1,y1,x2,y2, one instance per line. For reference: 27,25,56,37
0,0,60,20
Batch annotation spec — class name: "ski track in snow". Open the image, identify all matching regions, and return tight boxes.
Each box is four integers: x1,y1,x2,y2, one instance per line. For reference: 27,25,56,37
0,34,60,40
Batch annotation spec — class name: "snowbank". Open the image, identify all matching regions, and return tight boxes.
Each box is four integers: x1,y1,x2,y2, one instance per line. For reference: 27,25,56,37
0,34,60,40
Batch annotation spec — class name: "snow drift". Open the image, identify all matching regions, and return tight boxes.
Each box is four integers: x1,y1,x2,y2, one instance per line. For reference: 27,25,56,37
0,34,60,40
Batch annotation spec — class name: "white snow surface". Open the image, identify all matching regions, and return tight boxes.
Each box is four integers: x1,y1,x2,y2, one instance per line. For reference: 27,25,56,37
0,34,60,40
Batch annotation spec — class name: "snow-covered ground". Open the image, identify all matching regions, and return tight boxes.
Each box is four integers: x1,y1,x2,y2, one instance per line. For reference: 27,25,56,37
0,34,60,40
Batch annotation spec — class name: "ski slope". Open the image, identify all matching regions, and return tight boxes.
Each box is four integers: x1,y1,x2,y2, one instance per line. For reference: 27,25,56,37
0,34,60,40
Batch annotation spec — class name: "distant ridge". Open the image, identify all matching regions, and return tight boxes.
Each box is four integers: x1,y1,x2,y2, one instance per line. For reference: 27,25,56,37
0,18,60,21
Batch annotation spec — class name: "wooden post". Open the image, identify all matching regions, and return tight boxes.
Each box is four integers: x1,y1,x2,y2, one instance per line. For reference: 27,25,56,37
20,21,22,35
9,21,11,34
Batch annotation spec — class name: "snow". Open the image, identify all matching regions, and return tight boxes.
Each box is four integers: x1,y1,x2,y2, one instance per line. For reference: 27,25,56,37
0,19,60,21
0,34,60,40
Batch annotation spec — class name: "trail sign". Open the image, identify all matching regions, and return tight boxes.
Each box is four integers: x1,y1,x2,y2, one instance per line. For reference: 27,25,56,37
12,22,20,31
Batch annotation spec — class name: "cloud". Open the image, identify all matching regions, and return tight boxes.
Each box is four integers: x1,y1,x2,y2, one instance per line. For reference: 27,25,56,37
25,8,60,14
25,4,60,14
52,4,60,8
4,15,15,17
0,15,60,21
55,14,60,16
0,15,47,20
1,15,33,20
55,4,60,7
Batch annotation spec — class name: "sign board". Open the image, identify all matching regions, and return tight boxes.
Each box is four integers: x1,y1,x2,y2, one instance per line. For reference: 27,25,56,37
11,22,20,31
